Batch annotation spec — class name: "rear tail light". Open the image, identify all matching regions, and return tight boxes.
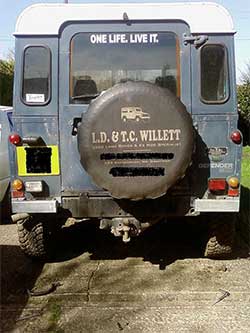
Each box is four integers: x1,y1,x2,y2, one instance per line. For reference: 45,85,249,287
9,133,22,145
227,176,239,189
12,179,24,191
12,179,24,199
227,176,240,197
228,188,239,197
230,131,242,144
208,179,227,193
12,190,25,199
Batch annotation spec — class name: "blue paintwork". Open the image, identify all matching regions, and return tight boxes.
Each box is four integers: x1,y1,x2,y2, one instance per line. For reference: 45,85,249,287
10,19,242,213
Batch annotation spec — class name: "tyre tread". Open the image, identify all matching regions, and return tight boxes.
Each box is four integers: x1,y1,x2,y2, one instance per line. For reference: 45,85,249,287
204,219,235,259
17,216,46,258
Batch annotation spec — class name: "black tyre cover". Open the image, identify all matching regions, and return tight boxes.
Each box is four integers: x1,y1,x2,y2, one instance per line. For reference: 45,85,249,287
78,81,194,200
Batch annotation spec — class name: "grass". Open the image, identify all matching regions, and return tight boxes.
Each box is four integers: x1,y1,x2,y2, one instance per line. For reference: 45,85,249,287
241,146,250,189
241,145,250,211
239,146,250,250
46,302,64,333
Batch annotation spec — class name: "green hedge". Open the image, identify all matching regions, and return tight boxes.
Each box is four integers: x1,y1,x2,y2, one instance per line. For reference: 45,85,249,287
0,59,14,106
237,84,250,146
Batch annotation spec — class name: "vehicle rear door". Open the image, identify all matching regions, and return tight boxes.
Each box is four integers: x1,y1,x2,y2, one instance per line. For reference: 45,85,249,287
59,21,192,193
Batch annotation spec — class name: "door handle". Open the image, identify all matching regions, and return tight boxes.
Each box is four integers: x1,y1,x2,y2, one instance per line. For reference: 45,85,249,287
71,118,82,136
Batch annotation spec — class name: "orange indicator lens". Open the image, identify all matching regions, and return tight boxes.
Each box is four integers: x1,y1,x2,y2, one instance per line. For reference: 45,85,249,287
12,179,23,191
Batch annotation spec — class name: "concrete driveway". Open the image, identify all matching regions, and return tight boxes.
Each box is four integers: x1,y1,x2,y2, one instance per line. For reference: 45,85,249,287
1,220,250,332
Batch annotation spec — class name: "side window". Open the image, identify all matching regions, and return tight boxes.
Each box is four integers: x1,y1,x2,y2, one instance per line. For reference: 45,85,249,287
22,46,51,105
200,44,229,103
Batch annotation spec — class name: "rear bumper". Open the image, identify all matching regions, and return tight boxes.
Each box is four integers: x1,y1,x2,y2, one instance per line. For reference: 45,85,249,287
194,198,240,212
12,199,58,213
11,196,240,215
61,194,192,218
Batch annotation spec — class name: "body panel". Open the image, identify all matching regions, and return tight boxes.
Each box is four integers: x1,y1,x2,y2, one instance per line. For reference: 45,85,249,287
10,2,242,215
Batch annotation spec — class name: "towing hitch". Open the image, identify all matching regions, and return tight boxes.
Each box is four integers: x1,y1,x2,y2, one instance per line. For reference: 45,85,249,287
100,217,151,243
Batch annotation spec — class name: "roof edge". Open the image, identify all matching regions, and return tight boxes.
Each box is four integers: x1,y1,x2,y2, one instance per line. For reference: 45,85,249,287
14,2,235,36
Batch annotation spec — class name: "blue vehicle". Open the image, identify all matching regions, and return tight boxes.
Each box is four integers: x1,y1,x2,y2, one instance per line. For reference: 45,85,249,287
0,106,12,220
9,2,242,258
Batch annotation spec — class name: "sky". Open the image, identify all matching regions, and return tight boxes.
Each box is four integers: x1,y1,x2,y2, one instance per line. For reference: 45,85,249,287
0,0,249,82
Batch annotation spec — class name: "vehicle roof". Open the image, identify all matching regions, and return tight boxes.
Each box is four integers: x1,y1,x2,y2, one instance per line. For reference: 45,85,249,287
15,2,235,35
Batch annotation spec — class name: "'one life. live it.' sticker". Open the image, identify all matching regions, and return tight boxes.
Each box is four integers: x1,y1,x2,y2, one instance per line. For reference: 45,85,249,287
26,93,45,103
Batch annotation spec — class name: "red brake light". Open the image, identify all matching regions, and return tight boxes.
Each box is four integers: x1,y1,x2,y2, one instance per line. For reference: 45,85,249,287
11,190,25,199
9,133,22,145
208,179,227,192
230,131,242,144
228,188,239,197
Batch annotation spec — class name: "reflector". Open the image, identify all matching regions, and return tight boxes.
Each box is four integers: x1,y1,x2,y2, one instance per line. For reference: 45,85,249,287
9,133,22,145
230,131,242,144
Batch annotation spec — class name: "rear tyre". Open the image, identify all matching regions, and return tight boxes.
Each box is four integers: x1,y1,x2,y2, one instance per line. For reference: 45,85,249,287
17,215,48,259
204,215,236,259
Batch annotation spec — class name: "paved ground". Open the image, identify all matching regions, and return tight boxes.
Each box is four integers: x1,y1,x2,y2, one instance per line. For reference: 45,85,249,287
1,220,250,332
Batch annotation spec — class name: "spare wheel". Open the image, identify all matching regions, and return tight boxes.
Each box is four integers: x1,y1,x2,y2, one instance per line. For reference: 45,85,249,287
78,81,194,200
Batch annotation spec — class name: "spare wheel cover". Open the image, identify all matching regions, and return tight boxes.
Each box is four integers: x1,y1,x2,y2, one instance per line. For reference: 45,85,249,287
78,81,194,200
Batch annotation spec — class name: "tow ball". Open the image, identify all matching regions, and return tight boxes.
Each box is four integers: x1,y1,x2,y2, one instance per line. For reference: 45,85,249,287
100,217,146,243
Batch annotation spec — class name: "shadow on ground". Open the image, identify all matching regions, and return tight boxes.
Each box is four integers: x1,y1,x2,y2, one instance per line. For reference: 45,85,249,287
236,185,250,253
0,218,206,331
50,186,250,265
50,217,207,268
0,245,44,331
1,186,249,331
0,185,11,224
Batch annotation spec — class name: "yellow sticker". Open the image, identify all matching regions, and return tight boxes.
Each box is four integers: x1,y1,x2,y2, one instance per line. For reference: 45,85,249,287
16,145,60,176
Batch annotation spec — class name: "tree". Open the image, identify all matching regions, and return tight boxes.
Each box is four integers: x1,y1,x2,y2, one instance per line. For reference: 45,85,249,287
240,62,250,85
238,62,250,145
0,52,14,106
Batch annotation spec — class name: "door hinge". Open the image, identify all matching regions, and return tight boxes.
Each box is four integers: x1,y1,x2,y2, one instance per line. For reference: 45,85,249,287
183,34,208,48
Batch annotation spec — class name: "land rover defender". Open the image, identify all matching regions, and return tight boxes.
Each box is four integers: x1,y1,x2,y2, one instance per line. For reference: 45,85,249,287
9,2,242,258
121,107,150,121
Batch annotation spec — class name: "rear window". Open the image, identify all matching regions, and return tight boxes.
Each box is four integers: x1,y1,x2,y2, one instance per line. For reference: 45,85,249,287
200,44,229,103
70,32,180,104
22,46,50,105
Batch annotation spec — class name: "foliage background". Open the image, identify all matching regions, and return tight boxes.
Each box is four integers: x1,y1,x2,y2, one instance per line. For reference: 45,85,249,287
0,54,14,106
237,63,250,145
